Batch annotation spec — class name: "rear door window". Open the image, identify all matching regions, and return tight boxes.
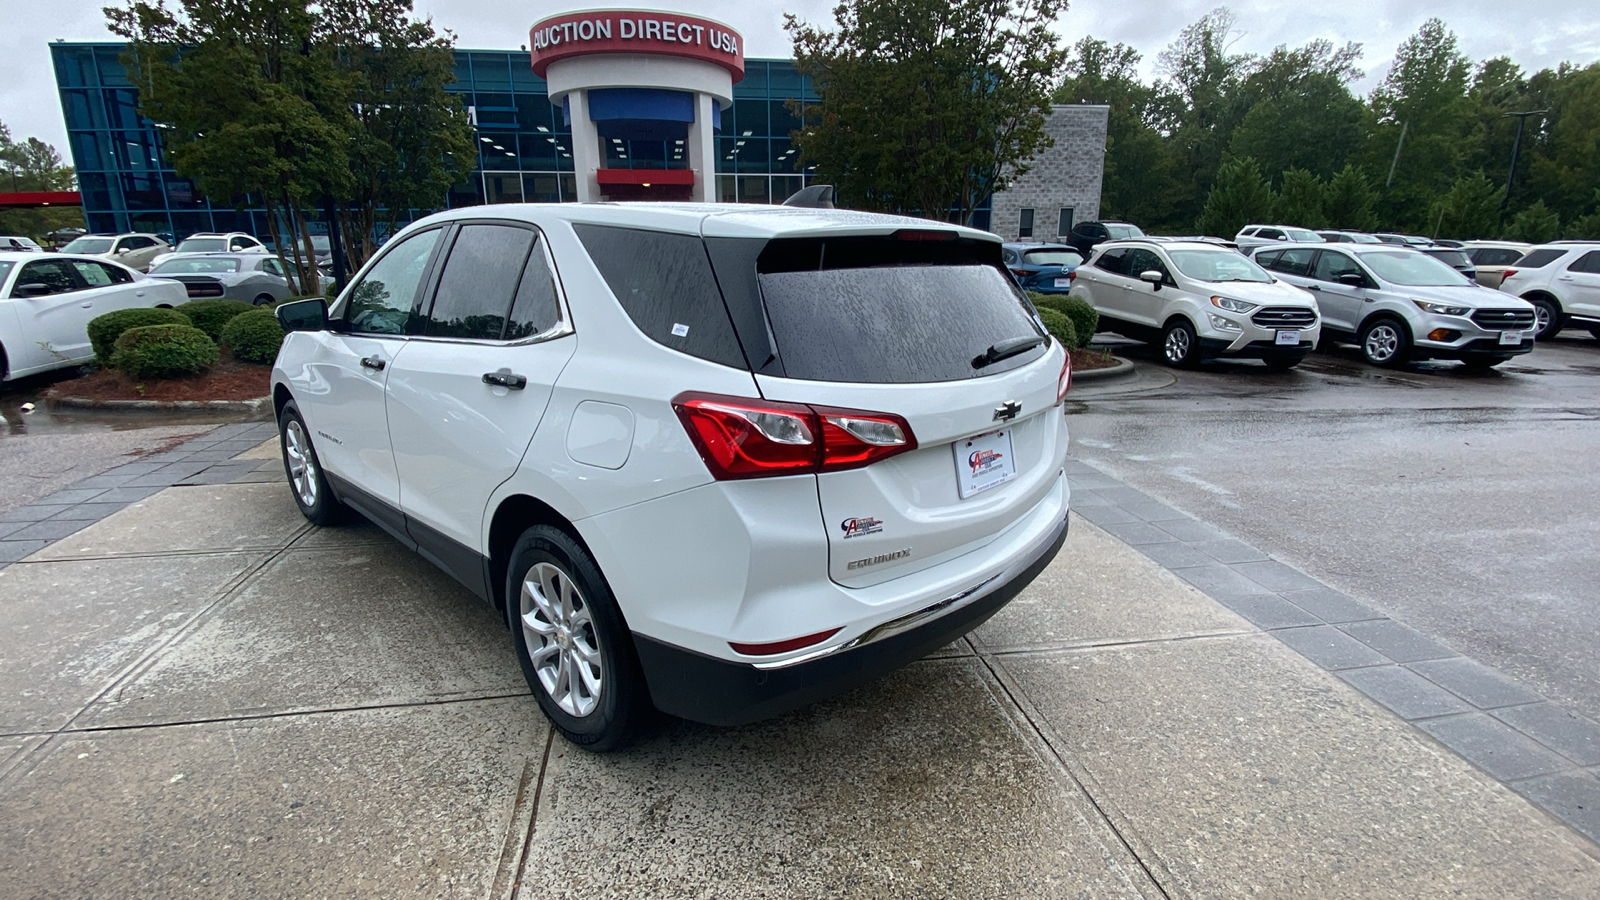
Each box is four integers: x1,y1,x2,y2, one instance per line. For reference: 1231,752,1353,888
753,236,1045,384
1565,250,1600,274
422,223,536,339
1514,249,1565,269
1094,247,1128,275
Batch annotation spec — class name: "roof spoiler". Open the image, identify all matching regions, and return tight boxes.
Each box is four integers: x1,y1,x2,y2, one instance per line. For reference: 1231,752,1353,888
782,185,835,209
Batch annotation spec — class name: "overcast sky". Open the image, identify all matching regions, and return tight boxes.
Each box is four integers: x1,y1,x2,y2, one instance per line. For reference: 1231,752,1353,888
2,0,1596,158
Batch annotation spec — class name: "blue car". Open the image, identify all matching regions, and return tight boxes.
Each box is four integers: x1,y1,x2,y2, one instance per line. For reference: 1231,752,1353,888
1001,242,1084,294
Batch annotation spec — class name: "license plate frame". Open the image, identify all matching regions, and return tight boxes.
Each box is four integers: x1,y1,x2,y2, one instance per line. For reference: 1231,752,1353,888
1275,330,1301,346
955,429,1017,499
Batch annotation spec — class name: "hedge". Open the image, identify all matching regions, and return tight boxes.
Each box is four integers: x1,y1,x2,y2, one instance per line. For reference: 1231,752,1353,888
110,324,219,380
87,307,191,364
221,310,287,364
176,299,255,342
1037,308,1078,351
1028,292,1100,350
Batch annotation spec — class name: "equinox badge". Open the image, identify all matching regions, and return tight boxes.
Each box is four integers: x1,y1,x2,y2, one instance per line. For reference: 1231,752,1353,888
993,400,1022,422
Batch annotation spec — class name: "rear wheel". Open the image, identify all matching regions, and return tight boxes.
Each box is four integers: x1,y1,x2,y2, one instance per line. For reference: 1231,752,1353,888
278,400,347,526
1161,319,1200,368
508,525,647,752
1527,297,1563,341
253,293,274,306
1360,317,1411,368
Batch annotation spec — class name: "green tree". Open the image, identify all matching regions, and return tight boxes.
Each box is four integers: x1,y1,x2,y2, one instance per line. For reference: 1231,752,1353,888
1274,168,1326,228
1526,63,1600,223
1196,156,1273,237
1323,164,1379,230
1155,7,1256,226
1227,40,1369,181
1432,171,1500,239
787,0,1068,224
0,123,85,239
1365,19,1474,229
1504,199,1561,242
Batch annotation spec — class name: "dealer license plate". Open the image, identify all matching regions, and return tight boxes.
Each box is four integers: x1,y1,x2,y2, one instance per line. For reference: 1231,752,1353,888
1499,330,1525,345
1275,330,1300,346
1053,277,1070,288
955,429,1017,499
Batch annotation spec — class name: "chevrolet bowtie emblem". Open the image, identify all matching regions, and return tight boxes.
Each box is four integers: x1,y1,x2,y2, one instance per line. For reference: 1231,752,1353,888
993,400,1022,421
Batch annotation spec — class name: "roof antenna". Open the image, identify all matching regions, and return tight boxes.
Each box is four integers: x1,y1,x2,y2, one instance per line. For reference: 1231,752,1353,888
783,185,835,209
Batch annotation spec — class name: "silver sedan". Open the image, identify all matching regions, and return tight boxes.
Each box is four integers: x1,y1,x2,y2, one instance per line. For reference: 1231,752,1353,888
147,253,319,305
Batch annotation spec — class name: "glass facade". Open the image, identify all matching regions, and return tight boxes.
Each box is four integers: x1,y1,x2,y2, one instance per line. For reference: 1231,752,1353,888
49,44,845,239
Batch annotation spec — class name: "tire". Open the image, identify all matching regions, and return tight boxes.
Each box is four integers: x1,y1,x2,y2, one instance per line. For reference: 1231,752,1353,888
508,525,648,752
1359,317,1411,367
1161,318,1200,368
254,293,275,306
1527,296,1563,341
278,400,348,526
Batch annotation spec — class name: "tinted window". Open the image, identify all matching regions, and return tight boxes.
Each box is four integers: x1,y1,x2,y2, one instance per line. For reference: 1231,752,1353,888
1565,250,1600,274
1094,247,1127,275
262,259,285,277
1254,249,1283,268
1471,248,1522,266
1513,248,1565,269
1273,248,1317,276
341,228,442,335
424,224,536,339
757,262,1043,384
1106,223,1143,239
506,246,562,339
176,238,227,253
1359,251,1468,286
574,225,745,368
1123,248,1168,280
1018,209,1034,239
14,259,80,295
1423,249,1471,268
1258,228,1285,241
1313,251,1365,284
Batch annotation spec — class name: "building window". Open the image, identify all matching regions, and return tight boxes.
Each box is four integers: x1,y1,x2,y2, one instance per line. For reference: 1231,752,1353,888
1058,208,1074,236
1018,208,1034,239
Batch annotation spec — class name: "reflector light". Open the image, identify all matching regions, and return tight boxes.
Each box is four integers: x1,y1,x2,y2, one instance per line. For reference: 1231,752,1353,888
893,229,957,241
1057,352,1073,402
674,393,917,480
729,627,842,656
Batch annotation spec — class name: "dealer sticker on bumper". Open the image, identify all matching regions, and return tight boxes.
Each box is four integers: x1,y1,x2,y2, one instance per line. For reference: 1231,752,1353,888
1499,330,1525,345
955,430,1016,499
1275,330,1301,346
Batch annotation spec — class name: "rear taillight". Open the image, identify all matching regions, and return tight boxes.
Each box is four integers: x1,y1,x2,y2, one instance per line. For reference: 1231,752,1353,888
673,393,917,480
1067,269,1077,284
1500,268,1517,281
1057,352,1073,402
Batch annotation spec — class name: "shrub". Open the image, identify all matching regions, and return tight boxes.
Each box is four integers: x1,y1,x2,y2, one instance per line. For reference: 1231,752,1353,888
177,299,255,341
1029,293,1099,349
110,324,219,380
87,307,191,364
221,310,287,364
1037,308,1077,350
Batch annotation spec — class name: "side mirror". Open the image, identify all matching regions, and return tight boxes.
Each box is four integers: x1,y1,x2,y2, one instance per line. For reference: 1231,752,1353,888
1338,273,1365,287
115,247,130,255
276,297,328,332
14,283,53,297
1139,269,1164,289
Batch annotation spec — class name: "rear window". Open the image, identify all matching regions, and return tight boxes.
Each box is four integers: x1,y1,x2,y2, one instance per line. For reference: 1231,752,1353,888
177,238,226,253
1423,249,1471,268
1106,223,1144,239
1285,228,1323,242
152,258,241,274
1470,247,1523,266
1514,249,1565,269
1022,249,1083,267
754,236,1045,384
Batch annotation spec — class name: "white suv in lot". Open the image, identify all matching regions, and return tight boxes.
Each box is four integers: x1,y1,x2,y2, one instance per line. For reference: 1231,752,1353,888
1496,242,1600,342
1068,239,1320,370
271,204,1073,750
1254,243,1537,368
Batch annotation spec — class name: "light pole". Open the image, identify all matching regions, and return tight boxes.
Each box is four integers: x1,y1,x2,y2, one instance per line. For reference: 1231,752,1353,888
1498,109,1546,232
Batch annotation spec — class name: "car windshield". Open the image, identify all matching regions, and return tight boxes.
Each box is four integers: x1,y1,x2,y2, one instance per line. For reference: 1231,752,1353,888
176,238,226,253
1022,249,1083,267
1169,249,1273,283
1106,224,1144,239
61,237,113,254
1360,251,1469,285
152,258,240,274
1285,229,1323,242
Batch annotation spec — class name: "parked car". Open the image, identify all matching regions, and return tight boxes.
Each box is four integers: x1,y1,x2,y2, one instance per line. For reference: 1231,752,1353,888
1233,225,1326,253
1254,243,1536,368
148,252,312,305
0,251,186,381
1001,242,1083,294
56,233,171,272
1065,220,1145,256
0,236,43,253
269,204,1073,750
1418,246,1477,282
1373,233,1433,248
1462,241,1531,289
1317,231,1384,244
1068,239,1320,370
161,232,268,259
1496,242,1600,341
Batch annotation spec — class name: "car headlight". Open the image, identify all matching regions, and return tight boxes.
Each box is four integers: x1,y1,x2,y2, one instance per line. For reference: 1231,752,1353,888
1210,295,1257,313
1209,314,1242,331
1412,299,1470,316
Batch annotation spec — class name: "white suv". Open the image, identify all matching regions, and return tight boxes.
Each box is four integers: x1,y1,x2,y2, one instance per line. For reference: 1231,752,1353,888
271,204,1073,750
1068,239,1321,370
1496,242,1600,342
1255,243,1537,368
57,233,171,272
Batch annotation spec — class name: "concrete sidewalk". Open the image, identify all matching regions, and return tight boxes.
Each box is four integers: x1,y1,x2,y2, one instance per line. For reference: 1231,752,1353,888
1,433,1597,897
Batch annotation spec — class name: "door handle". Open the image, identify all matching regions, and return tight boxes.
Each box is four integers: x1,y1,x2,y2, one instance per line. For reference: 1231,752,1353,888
135,290,146,297
81,302,93,308
1306,284,1321,291
1558,275,1575,281
360,356,386,371
482,371,527,390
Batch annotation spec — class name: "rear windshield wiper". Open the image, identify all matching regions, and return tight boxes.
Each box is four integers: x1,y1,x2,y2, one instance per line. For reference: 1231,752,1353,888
973,335,1047,369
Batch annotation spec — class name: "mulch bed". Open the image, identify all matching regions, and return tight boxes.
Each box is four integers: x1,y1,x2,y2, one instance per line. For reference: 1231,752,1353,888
1070,348,1120,371
44,353,271,403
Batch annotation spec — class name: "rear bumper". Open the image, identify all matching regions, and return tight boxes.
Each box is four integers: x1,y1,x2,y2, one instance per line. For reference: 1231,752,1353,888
634,512,1069,726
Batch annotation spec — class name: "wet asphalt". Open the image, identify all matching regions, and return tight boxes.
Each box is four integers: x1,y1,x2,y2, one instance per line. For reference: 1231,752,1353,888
1067,333,1600,724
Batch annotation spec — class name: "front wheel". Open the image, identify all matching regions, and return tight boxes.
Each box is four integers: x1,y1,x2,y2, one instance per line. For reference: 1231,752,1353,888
278,400,348,526
1528,297,1563,341
1161,319,1200,368
508,525,648,752
1359,317,1411,367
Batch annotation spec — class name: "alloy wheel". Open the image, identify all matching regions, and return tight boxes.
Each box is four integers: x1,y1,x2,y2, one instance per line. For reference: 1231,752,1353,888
284,419,318,507
1164,327,1191,364
521,561,604,718
1364,323,1401,363
1533,304,1551,336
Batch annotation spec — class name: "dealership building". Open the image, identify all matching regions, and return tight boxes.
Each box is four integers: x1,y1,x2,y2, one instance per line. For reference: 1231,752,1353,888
48,10,1104,241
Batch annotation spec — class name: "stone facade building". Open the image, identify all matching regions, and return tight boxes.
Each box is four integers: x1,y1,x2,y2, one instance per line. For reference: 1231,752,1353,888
990,104,1109,242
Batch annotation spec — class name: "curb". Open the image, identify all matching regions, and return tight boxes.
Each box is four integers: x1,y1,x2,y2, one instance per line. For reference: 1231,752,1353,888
1072,356,1134,382
45,395,273,416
